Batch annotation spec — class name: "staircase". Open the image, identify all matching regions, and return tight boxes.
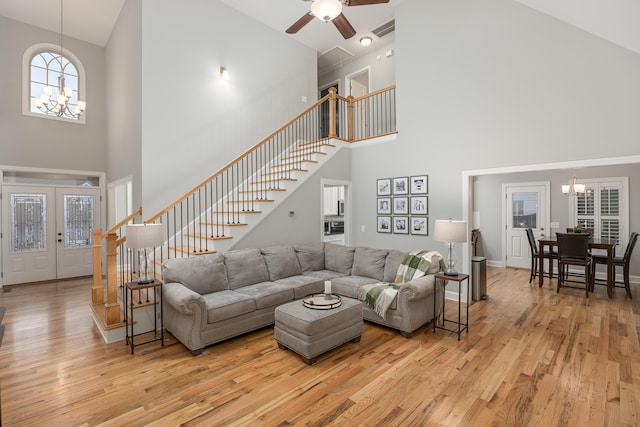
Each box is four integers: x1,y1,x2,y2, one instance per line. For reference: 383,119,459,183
91,85,397,337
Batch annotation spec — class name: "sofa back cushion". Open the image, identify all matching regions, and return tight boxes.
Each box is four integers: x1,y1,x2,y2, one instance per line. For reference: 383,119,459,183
225,248,270,290
162,253,228,295
351,247,388,281
324,243,356,275
261,245,302,281
295,242,325,272
384,250,407,283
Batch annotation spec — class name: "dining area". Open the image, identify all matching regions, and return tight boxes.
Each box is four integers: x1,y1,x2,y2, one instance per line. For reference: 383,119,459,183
527,228,639,299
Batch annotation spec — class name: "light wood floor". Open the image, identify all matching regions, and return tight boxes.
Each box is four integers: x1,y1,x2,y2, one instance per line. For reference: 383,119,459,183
0,267,638,426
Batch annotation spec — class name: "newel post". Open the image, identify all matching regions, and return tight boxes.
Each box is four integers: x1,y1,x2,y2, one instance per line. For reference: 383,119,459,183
346,95,355,142
105,232,121,326
328,87,338,139
91,228,104,305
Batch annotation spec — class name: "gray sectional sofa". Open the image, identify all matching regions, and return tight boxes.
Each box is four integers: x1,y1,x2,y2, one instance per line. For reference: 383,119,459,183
162,242,444,355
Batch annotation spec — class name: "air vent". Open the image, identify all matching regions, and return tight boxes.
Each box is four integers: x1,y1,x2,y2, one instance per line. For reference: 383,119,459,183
372,19,395,38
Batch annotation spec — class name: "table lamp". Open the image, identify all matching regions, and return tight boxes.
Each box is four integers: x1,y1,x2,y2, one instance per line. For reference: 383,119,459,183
434,219,468,276
126,223,164,284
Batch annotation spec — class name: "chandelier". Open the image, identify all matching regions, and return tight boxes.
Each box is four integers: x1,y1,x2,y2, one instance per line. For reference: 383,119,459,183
562,174,585,195
34,0,86,119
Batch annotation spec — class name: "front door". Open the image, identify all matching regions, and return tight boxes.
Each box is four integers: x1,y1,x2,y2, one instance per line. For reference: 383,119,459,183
1,185,101,285
504,183,549,269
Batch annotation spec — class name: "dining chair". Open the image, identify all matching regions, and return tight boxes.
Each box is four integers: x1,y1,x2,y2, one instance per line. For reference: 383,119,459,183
525,228,557,283
556,232,592,297
590,232,638,298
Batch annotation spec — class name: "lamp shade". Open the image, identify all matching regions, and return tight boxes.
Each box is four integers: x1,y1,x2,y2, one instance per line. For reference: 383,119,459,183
311,0,343,22
434,220,468,244
126,223,164,248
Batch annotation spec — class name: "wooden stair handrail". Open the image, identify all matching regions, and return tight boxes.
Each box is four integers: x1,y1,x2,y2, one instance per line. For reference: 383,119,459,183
105,207,143,237
145,92,333,224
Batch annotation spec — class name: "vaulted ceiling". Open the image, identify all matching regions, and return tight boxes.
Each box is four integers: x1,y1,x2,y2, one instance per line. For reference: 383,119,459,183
1,0,638,66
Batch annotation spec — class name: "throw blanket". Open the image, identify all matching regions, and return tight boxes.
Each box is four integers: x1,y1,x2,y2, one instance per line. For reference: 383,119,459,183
359,250,439,320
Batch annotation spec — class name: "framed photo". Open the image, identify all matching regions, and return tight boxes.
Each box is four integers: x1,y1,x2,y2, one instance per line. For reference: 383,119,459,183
410,216,428,235
377,178,391,196
410,175,428,194
393,216,409,234
410,196,428,215
393,177,409,195
393,197,408,215
377,197,391,214
377,216,391,233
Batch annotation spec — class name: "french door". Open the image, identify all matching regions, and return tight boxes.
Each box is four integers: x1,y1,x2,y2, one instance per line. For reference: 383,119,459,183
1,185,101,285
504,183,549,269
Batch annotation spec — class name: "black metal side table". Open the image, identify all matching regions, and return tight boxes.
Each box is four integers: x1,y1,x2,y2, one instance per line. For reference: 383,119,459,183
433,273,470,340
125,280,164,354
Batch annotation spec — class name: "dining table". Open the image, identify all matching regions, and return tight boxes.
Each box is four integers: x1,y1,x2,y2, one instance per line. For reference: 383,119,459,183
538,235,618,298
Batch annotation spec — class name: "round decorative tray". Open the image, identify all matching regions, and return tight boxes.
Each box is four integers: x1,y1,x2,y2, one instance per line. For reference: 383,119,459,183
302,293,342,310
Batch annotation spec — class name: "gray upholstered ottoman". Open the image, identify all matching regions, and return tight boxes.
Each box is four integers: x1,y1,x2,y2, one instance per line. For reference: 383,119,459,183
274,297,363,365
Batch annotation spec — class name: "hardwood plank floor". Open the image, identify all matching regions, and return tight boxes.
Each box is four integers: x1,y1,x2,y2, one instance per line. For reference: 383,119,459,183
0,267,638,426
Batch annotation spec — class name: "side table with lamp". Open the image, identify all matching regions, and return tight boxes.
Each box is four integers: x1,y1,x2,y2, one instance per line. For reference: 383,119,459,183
433,219,470,340
125,223,165,354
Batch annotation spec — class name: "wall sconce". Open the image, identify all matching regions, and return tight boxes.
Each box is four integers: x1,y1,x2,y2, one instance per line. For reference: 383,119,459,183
220,66,229,80
359,36,372,47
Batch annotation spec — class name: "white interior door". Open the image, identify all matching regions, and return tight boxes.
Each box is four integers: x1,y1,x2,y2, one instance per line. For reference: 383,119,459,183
504,183,549,269
56,187,101,279
1,185,101,284
1,186,57,285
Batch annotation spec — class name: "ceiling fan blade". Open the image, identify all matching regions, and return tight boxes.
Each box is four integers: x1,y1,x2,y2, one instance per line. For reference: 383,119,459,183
332,13,356,39
346,0,390,6
286,12,314,34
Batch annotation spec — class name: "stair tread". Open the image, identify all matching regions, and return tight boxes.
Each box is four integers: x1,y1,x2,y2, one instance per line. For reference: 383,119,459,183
200,222,248,226
237,188,286,193
170,245,220,255
226,199,274,203
185,234,234,241
251,178,297,184
210,210,263,214
263,169,308,176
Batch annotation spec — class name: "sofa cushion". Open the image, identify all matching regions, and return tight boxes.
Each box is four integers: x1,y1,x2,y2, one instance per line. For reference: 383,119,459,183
202,290,256,323
261,245,302,281
331,275,379,299
162,253,228,295
294,242,325,272
324,243,356,275
351,247,388,281
233,282,295,310
383,250,407,283
275,275,324,299
225,248,270,290
302,270,345,281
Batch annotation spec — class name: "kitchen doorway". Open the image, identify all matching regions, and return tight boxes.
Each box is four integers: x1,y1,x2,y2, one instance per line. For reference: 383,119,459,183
321,179,351,246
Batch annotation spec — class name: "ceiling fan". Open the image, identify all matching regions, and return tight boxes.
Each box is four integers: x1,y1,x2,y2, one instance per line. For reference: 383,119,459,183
286,0,390,40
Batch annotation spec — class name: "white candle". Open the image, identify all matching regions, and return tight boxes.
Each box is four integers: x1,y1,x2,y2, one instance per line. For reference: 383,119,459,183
324,281,331,294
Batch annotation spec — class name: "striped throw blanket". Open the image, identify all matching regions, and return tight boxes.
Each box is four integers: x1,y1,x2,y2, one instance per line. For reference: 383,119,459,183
358,250,440,320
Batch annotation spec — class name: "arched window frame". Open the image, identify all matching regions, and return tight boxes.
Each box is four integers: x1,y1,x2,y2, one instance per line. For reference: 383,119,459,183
22,43,87,124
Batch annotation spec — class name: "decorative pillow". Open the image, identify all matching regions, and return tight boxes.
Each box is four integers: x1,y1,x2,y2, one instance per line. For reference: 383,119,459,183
351,247,388,281
324,243,356,275
224,248,270,290
162,253,228,295
295,242,325,272
261,245,302,281
383,250,406,283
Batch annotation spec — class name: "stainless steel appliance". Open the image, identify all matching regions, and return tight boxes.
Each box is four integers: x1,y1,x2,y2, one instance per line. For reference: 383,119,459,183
324,220,344,235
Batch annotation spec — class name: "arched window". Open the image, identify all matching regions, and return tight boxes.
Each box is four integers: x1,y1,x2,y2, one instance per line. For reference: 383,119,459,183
22,43,86,123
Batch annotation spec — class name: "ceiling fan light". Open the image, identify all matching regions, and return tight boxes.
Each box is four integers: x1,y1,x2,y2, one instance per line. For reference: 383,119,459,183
311,0,343,22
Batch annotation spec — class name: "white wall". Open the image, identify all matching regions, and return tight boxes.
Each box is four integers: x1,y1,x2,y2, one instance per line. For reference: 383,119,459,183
106,0,143,211
0,16,106,172
139,0,318,218
318,37,396,96
347,0,640,262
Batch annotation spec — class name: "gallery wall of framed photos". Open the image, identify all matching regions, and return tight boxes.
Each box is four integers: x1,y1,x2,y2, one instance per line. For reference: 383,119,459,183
376,175,428,235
